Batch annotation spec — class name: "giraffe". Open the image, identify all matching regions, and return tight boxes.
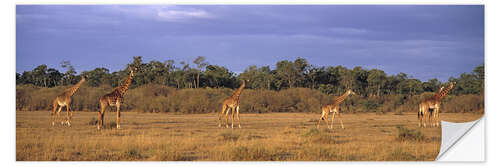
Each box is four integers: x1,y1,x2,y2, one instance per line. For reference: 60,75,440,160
418,86,444,128
218,79,247,128
97,67,136,130
51,75,86,127
317,89,355,129
418,82,456,128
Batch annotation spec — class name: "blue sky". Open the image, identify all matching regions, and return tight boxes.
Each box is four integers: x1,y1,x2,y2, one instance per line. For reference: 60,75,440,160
16,5,484,81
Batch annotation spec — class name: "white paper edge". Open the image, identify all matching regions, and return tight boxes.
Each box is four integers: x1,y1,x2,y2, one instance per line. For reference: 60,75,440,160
436,117,485,161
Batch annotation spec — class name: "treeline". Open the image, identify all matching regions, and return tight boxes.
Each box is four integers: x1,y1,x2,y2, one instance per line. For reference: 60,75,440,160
16,84,483,114
16,56,484,96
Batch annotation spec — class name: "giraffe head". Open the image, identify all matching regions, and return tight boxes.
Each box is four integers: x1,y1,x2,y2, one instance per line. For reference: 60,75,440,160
347,89,356,95
81,75,87,81
129,67,137,77
450,81,456,87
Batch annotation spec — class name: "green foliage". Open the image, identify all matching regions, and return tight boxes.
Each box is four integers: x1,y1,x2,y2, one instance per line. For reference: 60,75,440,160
16,57,483,97
362,99,380,112
15,57,484,114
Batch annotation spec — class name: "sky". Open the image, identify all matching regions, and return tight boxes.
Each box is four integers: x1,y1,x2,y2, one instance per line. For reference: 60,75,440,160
16,5,484,81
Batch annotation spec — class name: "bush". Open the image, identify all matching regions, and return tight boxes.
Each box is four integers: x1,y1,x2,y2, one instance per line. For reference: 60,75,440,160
231,145,272,160
88,117,98,125
395,125,424,141
16,84,484,114
217,131,240,142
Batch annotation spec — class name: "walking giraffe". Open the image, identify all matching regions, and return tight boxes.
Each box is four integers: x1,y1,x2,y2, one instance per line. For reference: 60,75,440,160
418,82,456,128
51,75,86,127
97,67,136,130
317,89,355,129
218,79,247,128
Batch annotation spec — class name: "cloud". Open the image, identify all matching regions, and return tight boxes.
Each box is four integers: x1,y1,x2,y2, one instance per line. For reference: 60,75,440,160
156,8,214,21
328,27,369,34
106,5,215,22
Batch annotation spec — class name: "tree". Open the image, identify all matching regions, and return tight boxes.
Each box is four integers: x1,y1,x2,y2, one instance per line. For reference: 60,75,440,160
473,64,484,80
61,61,76,85
422,78,441,92
259,66,274,90
353,66,369,96
165,60,176,86
146,60,168,85
32,64,48,87
16,72,21,84
473,64,484,93
206,65,235,88
367,69,387,96
81,68,111,87
193,56,208,88
293,57,309,87
47,68,63,87
306,66,321,89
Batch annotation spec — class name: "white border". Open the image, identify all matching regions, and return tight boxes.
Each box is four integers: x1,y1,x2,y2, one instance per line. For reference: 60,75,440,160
4,0,496,167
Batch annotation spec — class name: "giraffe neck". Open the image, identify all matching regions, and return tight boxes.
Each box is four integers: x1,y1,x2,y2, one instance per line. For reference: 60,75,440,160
116,72,133,96
436,84,454,101
65,78,85,97
430,87,444,99
231,80,246,100
333,91,350,105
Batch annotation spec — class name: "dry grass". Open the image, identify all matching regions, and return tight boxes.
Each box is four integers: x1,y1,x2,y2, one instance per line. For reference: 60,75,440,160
16,111,482,161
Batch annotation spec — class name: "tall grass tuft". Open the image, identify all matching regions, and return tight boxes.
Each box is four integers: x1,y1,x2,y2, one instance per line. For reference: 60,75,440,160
395,125,424,141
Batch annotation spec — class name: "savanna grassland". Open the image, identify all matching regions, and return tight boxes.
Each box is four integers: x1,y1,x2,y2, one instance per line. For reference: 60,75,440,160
16,58,484,161
16,111,482,161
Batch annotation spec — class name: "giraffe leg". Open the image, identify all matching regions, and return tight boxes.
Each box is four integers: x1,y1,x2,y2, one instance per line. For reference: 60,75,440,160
434,106,440,127
337,112,345,129
116,102,121,129
317,111,325,128
231,107,235,128
236,105,241,128
427,109,433,128
330,111,335,129
429,109,434,127
418,106,422,128
65,105,71,127
424,109,428,127
225,107,231,128
57,106,63,125
219,105,227,128
69,105,73,122
324,111,329,128
437,108,441,127
98,101,106,130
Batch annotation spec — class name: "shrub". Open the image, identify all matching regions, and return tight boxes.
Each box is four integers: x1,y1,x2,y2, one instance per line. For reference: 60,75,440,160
88,117,98,125
389,147,416,161
231,144,272,160
16,84,484,114
395,125,424,141
217,131,240,142
304,128,320,137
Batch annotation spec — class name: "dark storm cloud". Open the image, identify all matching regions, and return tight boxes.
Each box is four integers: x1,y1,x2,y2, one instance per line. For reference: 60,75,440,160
16,5,484,81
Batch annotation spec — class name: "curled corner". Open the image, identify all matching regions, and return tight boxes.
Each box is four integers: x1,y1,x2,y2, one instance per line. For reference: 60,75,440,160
436,117,484,161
